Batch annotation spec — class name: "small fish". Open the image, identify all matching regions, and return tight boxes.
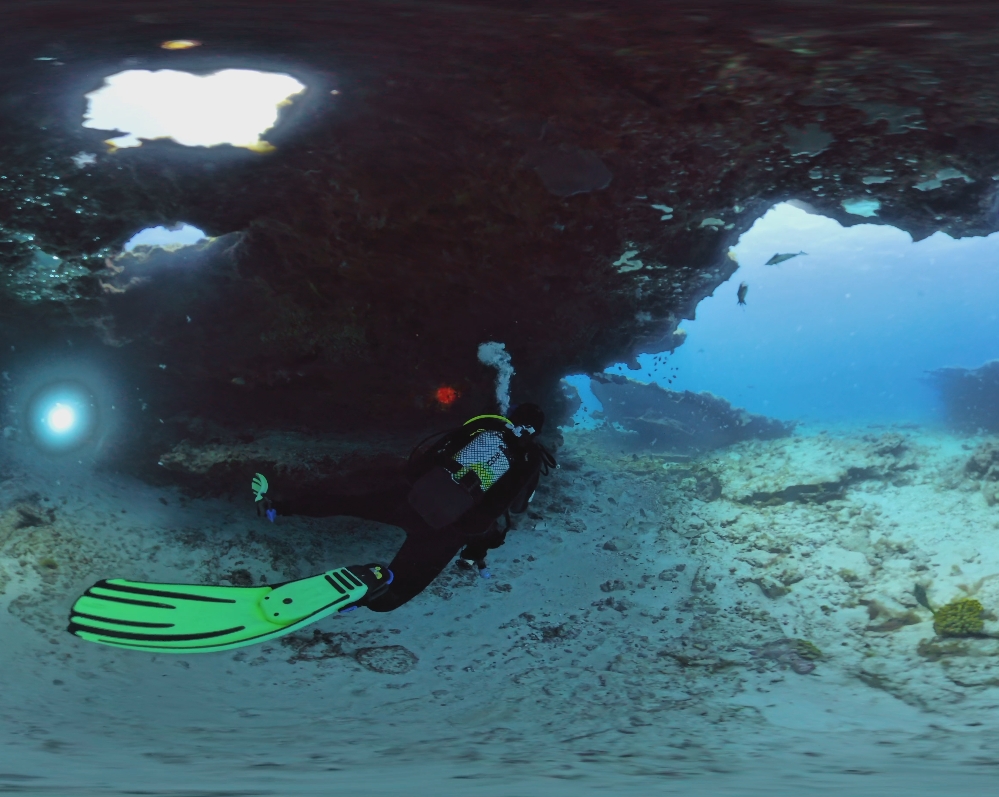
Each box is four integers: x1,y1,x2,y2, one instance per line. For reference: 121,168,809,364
914,583,933,613
766,251,807,266
737,282,748,305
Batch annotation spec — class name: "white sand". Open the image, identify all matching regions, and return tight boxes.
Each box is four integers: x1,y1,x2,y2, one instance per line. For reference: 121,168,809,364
3,424,999,796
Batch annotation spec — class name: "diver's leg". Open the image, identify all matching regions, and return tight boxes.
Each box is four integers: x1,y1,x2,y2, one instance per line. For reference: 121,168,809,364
365,510,466,612
459,522,508,563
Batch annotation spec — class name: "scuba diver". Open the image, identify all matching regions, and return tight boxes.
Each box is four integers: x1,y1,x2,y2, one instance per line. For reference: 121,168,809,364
67,404,557,653
255,402,557,613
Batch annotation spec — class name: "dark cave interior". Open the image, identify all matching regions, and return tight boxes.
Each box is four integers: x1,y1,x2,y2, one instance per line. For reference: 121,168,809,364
2,0,999,489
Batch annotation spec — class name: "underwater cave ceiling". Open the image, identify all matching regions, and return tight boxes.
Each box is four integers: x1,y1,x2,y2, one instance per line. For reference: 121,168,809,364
3,0,999,461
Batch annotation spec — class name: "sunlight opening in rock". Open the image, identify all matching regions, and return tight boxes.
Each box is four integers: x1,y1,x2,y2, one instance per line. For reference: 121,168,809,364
82,69,306,152
564,202,999,429
123,223,208,251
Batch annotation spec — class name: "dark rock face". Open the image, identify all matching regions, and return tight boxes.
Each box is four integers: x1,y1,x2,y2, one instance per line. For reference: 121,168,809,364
929,361,999,433
589,374,793,454
527,147,613,198
2,1,999,476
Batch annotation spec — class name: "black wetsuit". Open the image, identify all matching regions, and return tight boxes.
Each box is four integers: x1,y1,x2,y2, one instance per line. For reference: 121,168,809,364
280,425,555,612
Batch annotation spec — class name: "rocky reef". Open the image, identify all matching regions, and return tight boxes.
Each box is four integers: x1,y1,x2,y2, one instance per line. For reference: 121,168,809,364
589,375,794,455
154,430,407,498
964,438,999,506
720,431,916,505
2,1,999,480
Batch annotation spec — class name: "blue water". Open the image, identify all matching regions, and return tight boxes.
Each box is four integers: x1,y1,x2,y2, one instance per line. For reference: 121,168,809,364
566,202,999,428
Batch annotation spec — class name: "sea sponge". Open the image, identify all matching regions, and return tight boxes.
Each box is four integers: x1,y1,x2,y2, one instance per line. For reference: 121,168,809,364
932,598,985,637
751,638,823,674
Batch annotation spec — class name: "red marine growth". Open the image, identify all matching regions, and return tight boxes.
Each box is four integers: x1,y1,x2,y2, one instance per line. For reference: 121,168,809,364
435,386,460,407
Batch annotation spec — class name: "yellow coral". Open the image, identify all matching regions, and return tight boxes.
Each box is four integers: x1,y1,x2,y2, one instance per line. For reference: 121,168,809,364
933,598,984,637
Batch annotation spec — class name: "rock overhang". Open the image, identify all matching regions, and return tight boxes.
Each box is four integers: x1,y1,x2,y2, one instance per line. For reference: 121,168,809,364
2,0,999,474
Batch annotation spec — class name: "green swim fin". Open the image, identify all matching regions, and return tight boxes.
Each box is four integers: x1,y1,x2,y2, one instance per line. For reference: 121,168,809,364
67,563,392,654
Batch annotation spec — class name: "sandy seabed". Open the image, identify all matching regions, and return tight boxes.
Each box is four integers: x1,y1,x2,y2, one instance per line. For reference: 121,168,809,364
3,423,999,796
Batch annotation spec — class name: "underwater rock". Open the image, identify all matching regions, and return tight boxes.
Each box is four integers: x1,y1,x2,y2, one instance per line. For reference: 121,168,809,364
589,376,793,455
0,503,55,551
966,440,999,480
354,645,419,674
866,614,921,633
965,441,999,504
746,576,791,599
917,637,972,662
661,465,724,504
693,471,723,502
928,361,999,433
602,537,634,552
719,431,917,505
282,629,348,662
860,599,923,633
155,432,406,497
221,568,255,587
281,630,418,673
751,638,822,674
527,146,613,197
916,635,999,689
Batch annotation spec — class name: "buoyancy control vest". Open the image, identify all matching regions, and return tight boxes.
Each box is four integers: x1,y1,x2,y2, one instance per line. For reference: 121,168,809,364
406,414,533,530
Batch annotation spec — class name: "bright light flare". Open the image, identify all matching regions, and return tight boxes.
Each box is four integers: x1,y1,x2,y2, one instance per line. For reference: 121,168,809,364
82,68,306,152
27,381,99,453
46,403,76,433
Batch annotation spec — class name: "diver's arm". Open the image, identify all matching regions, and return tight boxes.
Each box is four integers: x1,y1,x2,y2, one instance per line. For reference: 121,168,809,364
259,483,411,522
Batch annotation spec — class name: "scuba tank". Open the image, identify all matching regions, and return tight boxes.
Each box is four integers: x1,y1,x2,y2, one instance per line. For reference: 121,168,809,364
406,414,529,530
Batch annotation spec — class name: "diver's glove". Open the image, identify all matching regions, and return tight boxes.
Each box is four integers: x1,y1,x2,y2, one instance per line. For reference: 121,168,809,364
252,473,277,523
